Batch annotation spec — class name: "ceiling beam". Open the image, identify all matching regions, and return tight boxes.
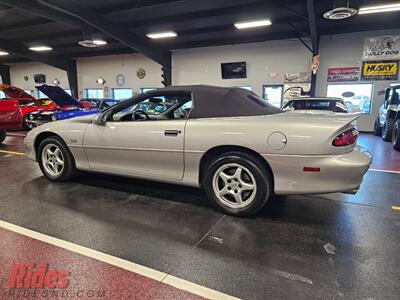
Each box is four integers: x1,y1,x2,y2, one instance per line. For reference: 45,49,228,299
36,0,170,66
0,38,74,71
306,0,319,54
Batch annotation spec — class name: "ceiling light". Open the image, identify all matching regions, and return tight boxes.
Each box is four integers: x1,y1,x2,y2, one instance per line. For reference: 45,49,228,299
323,7,358,20
93,39,107,45
78,39,108,48
0,51,9,56
29,46,52,52
234,19,272,29
146,31,177,39
359,3,400,14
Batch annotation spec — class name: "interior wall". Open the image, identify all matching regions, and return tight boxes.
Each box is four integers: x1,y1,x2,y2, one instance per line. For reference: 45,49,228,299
316,28,400,132
9,62,69,94
172,39,311,96
77,54,163,97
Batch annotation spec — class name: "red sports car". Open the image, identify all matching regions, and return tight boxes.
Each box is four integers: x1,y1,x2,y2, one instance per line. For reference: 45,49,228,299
0,84,56,130
0,98,22,143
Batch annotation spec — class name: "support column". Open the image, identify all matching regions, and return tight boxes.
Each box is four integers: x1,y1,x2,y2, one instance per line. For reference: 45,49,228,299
306,0,319,97
161,52,172,87
0,63,11,84
66,60,78,98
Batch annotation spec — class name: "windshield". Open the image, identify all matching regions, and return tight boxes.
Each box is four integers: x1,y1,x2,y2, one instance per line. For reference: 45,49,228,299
283,99,348,113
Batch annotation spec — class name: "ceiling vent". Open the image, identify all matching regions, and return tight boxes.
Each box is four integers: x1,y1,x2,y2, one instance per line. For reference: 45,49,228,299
323,7,358,20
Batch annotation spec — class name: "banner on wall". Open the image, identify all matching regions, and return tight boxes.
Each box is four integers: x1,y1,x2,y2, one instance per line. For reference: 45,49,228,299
361,60,399,81
284,72,311,83
327,67,360,82
283,83,311,102
363,35,400,60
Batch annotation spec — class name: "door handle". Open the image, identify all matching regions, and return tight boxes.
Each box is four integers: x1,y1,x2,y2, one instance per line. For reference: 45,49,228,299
164,130,181,136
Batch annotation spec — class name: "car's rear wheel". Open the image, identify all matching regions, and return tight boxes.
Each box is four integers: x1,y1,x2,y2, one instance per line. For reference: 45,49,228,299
204,152,272,216
38,136,77,181
373,117,382,136
392,120,400,151
382,118,395,142
0,130,6,143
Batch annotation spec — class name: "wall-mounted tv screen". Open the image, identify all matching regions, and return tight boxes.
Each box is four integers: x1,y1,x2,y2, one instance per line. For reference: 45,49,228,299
221,61,246,79
33,74,46,83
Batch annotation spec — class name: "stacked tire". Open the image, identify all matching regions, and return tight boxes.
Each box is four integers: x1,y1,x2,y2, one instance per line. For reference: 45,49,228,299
392,120,400,151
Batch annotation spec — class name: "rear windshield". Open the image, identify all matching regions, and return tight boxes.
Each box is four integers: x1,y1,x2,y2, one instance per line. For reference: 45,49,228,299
283,99,348,113
248,95,282,114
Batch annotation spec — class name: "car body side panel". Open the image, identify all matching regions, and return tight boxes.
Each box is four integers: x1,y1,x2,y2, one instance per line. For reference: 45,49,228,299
0,99,22,130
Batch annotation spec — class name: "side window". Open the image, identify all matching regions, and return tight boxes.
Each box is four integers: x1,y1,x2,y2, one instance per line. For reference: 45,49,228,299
110,93,192,122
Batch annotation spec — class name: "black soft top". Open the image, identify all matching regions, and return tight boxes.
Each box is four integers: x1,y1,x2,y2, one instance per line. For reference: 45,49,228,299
145,85,281,119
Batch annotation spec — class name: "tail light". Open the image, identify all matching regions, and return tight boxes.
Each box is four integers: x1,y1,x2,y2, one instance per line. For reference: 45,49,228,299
332,128,358,147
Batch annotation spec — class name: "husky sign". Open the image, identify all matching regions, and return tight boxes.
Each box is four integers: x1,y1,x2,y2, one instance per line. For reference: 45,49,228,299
363,35,400,60
361,61,399,81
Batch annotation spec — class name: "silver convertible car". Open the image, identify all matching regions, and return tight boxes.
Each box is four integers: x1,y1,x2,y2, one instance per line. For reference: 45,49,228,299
25,86,372,216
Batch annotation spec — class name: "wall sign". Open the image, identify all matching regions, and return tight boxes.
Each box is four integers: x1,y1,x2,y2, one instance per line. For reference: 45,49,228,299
136,68,146,79
116,74,125,86
327,67,360,82
361,60,399,81
363,35,400,60
284,72,311,83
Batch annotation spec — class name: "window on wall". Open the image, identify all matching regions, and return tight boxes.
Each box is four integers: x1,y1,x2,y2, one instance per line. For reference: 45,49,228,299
263,85,283,108
140,88,157,93
112,88,133,100
36,90,47,98
0,91,5,98
326,83,373,114
84,88,104,98
24,90,32,96
65,89,72,96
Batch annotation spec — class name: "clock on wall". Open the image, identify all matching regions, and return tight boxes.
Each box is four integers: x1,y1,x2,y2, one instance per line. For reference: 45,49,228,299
116,74,125,86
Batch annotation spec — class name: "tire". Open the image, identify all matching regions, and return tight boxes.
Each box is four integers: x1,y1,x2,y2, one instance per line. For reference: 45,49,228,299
0,130,6,143
23,115,34,131
38,136,77,181
392,120,400,151
382,118,395,142
203,152,272,216
373,117,382,136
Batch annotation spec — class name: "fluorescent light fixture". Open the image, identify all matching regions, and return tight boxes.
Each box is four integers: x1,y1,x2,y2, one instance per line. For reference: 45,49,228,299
359,3,400,14
0,51,9,56
29,46,52,51
92,39,107,45
234,19,272,29
146,31,177,39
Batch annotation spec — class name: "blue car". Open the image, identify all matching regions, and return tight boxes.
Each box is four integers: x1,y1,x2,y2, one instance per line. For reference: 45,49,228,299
80,98,120,110
26,85,101,128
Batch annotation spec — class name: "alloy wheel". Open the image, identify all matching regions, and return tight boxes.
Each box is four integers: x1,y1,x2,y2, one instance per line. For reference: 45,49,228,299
212,163,257,209
41,143,64,177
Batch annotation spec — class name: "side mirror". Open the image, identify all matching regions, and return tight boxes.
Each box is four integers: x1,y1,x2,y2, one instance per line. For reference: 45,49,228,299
93,112,109,125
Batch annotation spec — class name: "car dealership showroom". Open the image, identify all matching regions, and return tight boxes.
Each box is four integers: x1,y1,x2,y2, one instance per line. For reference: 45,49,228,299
1,0,400,299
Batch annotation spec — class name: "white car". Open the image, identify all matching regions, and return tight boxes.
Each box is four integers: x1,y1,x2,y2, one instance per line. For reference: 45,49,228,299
24,86,371,216
282,97,349,114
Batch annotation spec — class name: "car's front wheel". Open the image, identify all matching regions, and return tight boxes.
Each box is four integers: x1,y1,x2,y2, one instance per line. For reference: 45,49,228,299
0,130,6,143
38,136,77,181
204,152,272,216
392,120,400,151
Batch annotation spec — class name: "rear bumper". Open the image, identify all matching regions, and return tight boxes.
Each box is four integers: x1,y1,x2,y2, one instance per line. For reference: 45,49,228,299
264,146,372,195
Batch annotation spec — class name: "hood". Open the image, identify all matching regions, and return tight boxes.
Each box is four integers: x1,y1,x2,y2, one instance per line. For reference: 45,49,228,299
36,84,83,108
0,84,35,100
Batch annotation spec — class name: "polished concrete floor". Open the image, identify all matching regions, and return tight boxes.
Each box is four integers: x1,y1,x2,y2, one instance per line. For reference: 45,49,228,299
0,133,399,299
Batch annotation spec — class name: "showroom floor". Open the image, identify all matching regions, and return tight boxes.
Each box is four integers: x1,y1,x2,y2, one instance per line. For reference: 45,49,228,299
1,133,399,299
